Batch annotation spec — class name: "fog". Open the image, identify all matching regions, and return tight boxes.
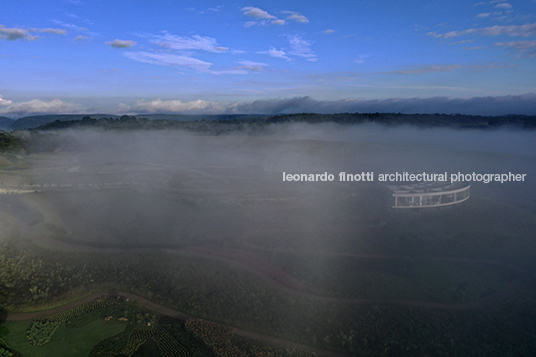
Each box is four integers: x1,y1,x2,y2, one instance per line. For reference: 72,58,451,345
3,123,536,255
1,123,536,355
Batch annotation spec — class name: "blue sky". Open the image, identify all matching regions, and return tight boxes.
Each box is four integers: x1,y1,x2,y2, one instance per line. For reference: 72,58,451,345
1,0,536,117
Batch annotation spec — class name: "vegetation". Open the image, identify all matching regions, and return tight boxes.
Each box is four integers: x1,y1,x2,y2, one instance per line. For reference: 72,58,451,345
0,326,13,357
0,348,13,357
184,319,320,357
150,329,190,357
4,319,125,357
185,318,247,357
0,132,23,152
2,244,536,355
1,189,536,355
26,320,61,346
264,112,536,128
30,112,536,134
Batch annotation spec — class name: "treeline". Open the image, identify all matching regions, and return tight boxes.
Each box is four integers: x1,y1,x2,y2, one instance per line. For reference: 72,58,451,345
0,131,23,151
8,114,267,131
264,112,536,128
37,115,267,134
36,112,536,133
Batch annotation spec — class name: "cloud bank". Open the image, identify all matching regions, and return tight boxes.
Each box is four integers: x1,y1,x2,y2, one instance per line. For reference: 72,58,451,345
213,95,536,116
0,97,83,117
3,94,536,118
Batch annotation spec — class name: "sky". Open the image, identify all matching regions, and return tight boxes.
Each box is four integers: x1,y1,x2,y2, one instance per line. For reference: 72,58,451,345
1,0,536,117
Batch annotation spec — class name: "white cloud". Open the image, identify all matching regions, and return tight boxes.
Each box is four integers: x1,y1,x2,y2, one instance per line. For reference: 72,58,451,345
236,60,268,71
124,51,213,72
382,64,464,75
283,11,309,23
52,20,90,33
0,25,33,41
323,29,335,34
494,39,536,56
0,95,13,106
106,39,137,48
25,34,40,41
476,12,492,17
123,32,243,74
0,98,82,116
495,39,536,48
354,54,371,64
123,51,246,74
382,63,512,75
132,99,226,113
0,24,71,41
257,36,317,61
153,33,227,52
450,39,474,45
288,35,317,61
495,3,512,9
238,60,268,67
74,35,88,41
241,7,291,27
258,47,291,60
241,7,277,19
428,23,536,38
40,28,67,35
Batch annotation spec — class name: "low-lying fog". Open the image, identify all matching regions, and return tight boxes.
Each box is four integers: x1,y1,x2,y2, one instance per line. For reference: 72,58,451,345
2,123,535,253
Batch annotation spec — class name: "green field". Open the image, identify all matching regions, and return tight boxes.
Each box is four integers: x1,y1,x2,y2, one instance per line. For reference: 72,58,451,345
3,320,126,357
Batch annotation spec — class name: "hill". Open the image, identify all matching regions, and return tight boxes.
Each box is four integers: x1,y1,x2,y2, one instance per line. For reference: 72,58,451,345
0,130,23,151
0,116,15,130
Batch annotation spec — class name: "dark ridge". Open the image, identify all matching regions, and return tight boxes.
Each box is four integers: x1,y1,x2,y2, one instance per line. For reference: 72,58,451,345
10,114,269,130
33,112,536,133
141,114,268,121
35,115,268,133
0,116,15,130
264,112,536,128
9,114,120,131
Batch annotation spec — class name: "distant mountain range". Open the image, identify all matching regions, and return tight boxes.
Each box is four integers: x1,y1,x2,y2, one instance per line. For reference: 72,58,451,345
8,114,120,130
0,116,15,130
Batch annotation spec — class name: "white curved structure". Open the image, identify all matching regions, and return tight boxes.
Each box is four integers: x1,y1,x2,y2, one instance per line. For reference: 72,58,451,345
388,182,470,209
